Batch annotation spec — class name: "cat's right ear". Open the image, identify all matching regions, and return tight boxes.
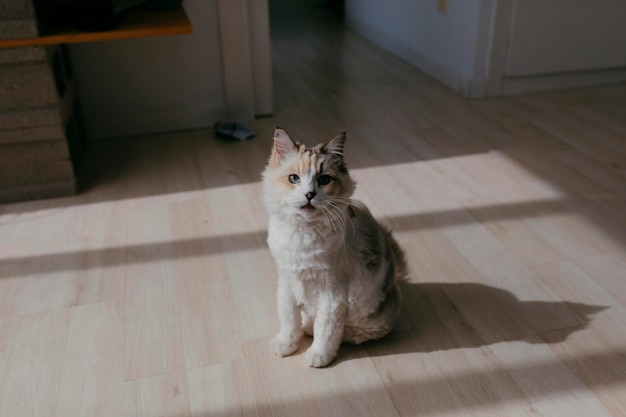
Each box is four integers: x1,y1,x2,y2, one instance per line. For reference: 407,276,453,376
272,127,298,164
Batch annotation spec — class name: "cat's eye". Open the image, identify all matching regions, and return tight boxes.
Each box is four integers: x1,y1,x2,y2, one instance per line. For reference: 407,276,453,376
288,174,300,184
317,175,332,186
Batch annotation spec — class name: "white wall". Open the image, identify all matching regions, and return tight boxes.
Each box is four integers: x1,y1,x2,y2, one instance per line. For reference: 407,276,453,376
345,0,495,97
69,0,226,139
248,0,273,116
346,0,626,98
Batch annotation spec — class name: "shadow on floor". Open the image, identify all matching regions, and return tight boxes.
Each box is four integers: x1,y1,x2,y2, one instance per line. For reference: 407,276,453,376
0,198,577,279
243,281,612,416
346,282,607,360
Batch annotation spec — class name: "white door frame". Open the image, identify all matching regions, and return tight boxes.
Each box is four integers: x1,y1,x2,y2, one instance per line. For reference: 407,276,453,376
217,0,273,122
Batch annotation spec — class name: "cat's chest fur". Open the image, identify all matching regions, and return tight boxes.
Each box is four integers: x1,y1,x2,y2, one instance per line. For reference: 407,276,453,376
267,216,343,274
267,216,347,313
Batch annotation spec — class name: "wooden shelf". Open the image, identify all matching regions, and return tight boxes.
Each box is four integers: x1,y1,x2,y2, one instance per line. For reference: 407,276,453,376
0,7,192,49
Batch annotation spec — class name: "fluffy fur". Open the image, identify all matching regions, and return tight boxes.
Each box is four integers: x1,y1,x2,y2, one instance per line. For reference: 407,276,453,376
262,127,407,367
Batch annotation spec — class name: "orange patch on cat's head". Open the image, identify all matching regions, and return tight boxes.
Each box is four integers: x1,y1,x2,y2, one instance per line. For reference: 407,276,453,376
263,128,356,201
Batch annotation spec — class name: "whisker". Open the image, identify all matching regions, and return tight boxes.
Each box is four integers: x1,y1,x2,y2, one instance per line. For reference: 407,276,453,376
321,206,341,242
323,203,350,257
323,203,342,234
325,205,344,236
328,200,355,242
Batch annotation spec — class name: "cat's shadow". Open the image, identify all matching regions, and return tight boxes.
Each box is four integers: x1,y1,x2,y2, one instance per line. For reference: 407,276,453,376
329,282,607,366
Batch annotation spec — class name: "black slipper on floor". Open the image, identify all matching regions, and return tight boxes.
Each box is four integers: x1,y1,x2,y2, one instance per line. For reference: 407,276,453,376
214,122,256,141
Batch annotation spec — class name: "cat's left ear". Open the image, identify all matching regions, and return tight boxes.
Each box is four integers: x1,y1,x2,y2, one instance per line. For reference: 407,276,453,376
324,132,347,158
272,127,298,163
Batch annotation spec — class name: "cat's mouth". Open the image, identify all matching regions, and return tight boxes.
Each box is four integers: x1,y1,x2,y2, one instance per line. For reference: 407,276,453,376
301,203,316,211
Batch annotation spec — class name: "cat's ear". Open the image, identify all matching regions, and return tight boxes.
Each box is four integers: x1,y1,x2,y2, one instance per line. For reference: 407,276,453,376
272,127,298,163
324,132,347,158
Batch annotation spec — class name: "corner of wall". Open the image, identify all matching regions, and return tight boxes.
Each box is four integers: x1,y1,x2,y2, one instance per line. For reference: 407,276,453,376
461,78,489,99
346,16,465,95
346,7,493,100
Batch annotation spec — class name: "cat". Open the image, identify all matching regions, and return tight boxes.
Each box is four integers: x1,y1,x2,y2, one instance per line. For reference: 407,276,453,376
262,127,407,367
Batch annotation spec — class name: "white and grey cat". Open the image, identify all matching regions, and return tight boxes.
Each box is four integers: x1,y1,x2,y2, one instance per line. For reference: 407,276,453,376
262,127,407,367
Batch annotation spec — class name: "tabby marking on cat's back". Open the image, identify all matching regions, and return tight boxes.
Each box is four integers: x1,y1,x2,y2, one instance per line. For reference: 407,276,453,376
262,127,407,368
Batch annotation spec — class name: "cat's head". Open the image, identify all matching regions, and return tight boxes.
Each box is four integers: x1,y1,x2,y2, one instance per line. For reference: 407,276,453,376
262,127,356,220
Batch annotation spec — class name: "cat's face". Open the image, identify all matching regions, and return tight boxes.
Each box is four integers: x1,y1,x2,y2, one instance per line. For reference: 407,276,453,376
262,128,356,221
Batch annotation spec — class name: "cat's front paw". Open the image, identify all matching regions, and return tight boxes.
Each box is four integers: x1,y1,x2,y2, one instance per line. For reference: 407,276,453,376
270,335,299,357
305,346,335,368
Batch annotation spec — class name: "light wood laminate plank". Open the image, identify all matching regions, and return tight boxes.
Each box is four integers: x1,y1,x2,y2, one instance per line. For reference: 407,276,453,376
243,337,400,417
168,199,244,368
490,337,614,417
187,362,260,417
0,310,71,417
134,371,191,417
541,308,626,417
0,1,625,415
55,301,130,417
122,199,185,381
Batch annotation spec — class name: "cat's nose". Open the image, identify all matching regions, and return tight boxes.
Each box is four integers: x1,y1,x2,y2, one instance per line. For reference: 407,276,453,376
305,191,316,201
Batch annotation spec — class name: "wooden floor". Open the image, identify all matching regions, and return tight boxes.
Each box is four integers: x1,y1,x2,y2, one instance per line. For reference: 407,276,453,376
2,2,626,416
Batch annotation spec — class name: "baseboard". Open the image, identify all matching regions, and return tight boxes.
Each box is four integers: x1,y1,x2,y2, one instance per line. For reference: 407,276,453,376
84,105,227,140
501,68,626,96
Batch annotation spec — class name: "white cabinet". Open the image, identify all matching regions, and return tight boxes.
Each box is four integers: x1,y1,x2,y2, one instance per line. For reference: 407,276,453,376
506,0,626,77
